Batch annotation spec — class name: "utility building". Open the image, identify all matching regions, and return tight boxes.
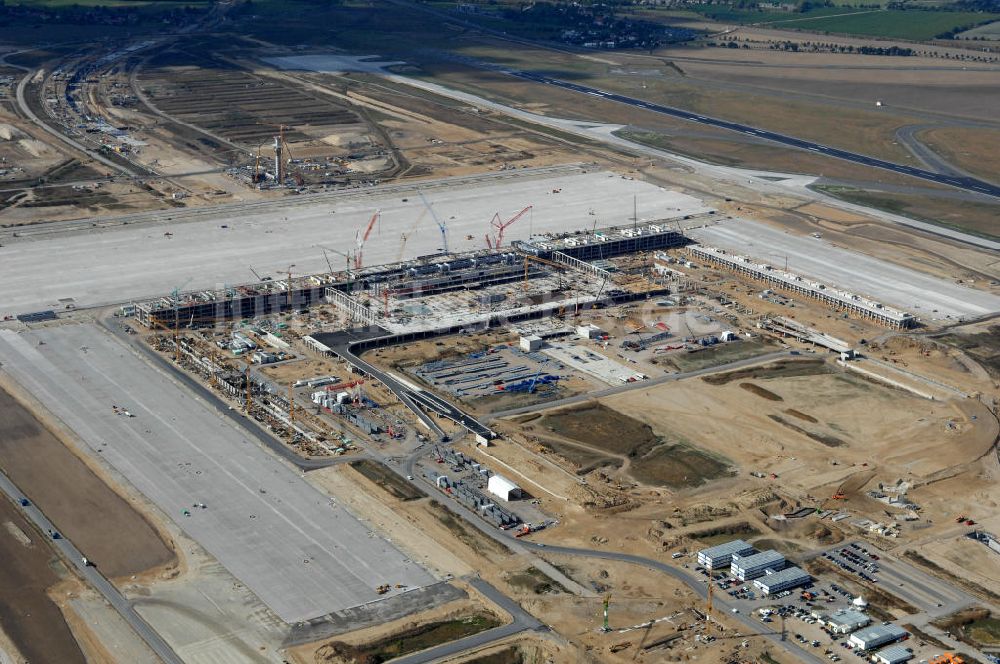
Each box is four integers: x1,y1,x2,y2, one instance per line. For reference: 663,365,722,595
697,540,755,570
487,475,521,501
849,624,908,651
874,645,914,664
730,550,785,581
824,609,871,634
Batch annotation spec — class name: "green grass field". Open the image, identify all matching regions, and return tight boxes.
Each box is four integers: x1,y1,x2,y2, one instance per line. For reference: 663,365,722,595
688,4,998,40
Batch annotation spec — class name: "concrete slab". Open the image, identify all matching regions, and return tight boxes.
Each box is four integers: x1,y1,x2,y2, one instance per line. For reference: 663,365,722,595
688,219,1000,321
542,342,646,385
0,324,434,623
0,169,709,316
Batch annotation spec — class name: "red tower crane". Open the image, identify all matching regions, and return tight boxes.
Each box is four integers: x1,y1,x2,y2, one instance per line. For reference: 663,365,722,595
354,209,380,270
488,205,532,249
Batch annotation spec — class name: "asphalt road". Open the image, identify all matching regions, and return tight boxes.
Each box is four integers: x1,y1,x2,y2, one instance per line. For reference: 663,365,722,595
389,577,544,664
0,469,183,664
498,69,1000,199
530,543,828,664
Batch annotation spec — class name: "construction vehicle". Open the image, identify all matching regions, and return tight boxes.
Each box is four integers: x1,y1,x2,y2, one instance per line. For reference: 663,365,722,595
930,656,965,664
375,584,391,595
831,492,846,500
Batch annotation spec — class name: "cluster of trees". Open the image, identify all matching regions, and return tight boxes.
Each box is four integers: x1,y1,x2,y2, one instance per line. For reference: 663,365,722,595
0,1,204,26
712,37,913,55
709,36,996,60
499,2,698,48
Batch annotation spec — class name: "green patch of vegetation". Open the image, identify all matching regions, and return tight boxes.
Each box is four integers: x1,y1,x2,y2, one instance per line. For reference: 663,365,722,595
767,414,846,447
688,522,761,546
812,185,1000,242
507,567,568,595
464,647,524,664
535,438,622,475
428,500,511,558
966,617,1000,645
614,129,743,167
702,359,830,385
774,9,998,40
630,443,734,488
662,341,776,373
936,326,1000,379
784,409,819,424
740,382,783,401
687,3,998,40
539,403,659,457
317,613,503,664
349,459,424,501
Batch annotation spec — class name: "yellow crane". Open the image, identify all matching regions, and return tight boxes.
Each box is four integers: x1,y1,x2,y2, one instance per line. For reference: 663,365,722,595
522,253,570,288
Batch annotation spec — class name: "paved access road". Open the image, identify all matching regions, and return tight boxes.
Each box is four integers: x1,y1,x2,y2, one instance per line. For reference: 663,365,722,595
504,69,1000,199
390,577,544,664
0,470,183,664
529,542,828,664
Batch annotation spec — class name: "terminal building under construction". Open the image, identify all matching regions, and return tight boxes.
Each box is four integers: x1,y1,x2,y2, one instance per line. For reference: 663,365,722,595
135,222,688,329
688,245,915,329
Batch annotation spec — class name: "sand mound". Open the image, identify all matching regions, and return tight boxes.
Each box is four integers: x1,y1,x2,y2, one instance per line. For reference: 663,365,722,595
0,124,24,141
17,139,52,158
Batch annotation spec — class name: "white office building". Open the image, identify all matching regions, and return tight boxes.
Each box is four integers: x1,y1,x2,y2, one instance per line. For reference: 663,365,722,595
752,566,810,595
697,540,755,570
824,609,871,634
730,550,785,581
873,645,913,664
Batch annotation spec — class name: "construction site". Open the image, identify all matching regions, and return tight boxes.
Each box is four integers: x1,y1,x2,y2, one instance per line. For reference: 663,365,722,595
1,6,1000,662
2,159,1000,663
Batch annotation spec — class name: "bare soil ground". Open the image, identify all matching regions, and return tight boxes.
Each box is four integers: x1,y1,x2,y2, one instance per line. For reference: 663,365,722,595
520,402,733,488
0,387,174,578
0,497,86,663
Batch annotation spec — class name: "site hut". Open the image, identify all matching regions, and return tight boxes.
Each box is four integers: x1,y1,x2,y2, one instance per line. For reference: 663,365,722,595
696,539,755,571
873,645,914,664
520,335,544,352
751,566,811,596
487,474,522,501
576,324,605,340
848,624,909,651
730,549,785,581
822,608,871,635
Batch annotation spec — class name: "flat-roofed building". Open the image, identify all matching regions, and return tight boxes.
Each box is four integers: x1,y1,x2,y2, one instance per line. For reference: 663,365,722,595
752,566,810,595
697,540,755,570
730,550,785,581
849,624,908,651
824,609,871,634
874,645,914,664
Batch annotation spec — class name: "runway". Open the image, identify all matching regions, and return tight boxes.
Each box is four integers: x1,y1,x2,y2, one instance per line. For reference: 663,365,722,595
506,69,1000,199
